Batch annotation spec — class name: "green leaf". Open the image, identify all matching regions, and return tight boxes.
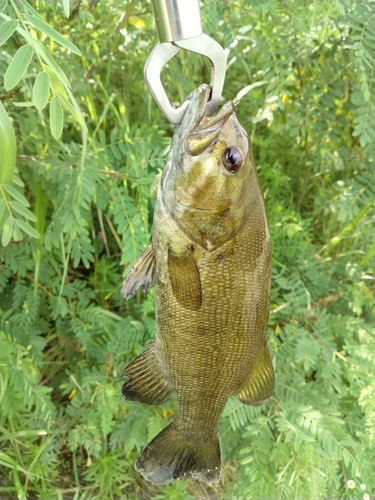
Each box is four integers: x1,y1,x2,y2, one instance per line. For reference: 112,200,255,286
12,175,24,188
56,92,87,131
362,241,375,264
0,451,46,479
1,216,13,246
12,223,23,242
0,199,5,221
50,96,64,139
13,467,27,500
25,14,81,56
13,101,34,107
0,99,17,185
42,64,67,97
0,0,7,15
14,218,40,239
3,185,29,206
9,201,37,222
33,71,50,110
62,0,70,17
323,197,375,253
0,20,19,46
4,44,34,91
34,40,71,88
17,0,48,22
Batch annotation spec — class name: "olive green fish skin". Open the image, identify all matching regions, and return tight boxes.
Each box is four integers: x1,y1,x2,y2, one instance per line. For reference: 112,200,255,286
122,84,274,485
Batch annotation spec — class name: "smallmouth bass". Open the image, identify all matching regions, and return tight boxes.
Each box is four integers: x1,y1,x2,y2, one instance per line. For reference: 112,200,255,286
122,84,274,485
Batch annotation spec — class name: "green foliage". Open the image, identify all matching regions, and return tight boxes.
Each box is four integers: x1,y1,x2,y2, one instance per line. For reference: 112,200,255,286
0,0,374,499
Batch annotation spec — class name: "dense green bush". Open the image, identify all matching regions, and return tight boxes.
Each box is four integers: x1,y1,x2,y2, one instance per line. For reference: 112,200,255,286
0,1,374,499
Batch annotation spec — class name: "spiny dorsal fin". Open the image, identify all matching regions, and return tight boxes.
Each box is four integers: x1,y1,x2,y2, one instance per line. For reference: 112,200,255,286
121,341,173,405
235,343,275,406
124,244,156,299
168,247,202,311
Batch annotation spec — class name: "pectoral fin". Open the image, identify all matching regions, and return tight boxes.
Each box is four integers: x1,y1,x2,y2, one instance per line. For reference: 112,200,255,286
168,247,202,311
124,244,156,299
121,341,173,405
235,344,275,406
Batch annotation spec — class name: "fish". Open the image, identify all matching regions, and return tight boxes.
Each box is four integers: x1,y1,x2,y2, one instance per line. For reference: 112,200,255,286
122,84,274,486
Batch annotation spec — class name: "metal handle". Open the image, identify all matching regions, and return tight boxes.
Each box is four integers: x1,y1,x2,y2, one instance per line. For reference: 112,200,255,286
151,0,202,42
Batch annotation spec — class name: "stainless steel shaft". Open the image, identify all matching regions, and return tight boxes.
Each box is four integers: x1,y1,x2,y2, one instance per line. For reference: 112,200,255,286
151,0,202,42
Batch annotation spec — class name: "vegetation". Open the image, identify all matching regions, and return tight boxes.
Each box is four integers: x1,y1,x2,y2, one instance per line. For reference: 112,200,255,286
0,0,374,498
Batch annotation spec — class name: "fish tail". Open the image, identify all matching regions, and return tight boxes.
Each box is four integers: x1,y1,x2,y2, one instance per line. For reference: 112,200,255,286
135,422,221,485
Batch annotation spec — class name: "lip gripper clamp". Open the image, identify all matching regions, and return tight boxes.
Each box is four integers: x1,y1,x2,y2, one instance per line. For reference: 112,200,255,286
145,0,227,125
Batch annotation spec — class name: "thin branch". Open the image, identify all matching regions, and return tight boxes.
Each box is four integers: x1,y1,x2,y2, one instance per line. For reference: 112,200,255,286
115,0,139,32
270,302,290,314
98,169,127,179
309,331,373,377
97,208,111,257
104,214,122,250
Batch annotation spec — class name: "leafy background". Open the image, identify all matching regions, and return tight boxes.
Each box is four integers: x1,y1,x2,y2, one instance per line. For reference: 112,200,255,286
0,0,374,499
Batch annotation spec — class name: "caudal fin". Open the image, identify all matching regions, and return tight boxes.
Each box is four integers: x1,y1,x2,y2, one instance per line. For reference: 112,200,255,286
135,422,221,485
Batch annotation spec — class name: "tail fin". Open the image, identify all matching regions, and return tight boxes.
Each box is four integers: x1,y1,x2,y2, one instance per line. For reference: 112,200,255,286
135,422,221,485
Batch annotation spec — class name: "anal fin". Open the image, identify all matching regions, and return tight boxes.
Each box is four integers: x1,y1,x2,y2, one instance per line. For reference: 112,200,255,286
122,341,172,405
235,344,275,406
124,243,156,299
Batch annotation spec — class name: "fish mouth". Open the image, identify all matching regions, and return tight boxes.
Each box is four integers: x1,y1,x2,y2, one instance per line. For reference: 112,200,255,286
196,100,234,131
176,201,227,214
191,84,234,129
186,88,234,156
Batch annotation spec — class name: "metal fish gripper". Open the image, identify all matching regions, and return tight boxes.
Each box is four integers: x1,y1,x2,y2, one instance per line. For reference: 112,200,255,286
145,0,227,125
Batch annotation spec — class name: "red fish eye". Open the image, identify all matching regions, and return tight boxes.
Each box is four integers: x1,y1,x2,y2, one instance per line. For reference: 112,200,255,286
222,147,243,172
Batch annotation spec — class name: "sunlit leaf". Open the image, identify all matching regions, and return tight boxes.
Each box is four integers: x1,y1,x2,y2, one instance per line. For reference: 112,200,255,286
50,96,64,139
33,71,50,110
42,64,67,97
56,92,87,131
34,40,71,88
4,44,33,91
0,99,17,186
12,223,23,242
9,201,37,222
0,20,18,46
3,185,29,207
62,0,70,18
14,218,40,238
0,199,5,221
1,216,13,246
25,14,81,56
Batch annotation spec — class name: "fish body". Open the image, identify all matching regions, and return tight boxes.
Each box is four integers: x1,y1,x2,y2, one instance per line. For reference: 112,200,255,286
122,85,274,485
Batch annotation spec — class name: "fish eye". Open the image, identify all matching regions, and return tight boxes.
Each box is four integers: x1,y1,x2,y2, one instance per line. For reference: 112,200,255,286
222,147,243,173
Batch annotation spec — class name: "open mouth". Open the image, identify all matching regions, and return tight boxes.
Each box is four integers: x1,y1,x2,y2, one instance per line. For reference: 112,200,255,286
176,201,227,214
194,101,234,135
187,101,234,156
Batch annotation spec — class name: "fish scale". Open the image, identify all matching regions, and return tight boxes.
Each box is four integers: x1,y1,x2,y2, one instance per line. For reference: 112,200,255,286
122,84,274,485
